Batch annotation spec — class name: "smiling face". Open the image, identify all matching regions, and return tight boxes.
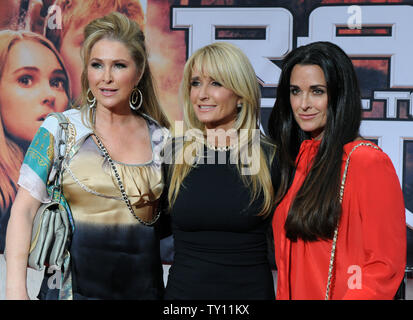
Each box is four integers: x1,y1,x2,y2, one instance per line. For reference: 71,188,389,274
87,38,141,113
289,64,328,140
190,69,241,131
0,39,69,143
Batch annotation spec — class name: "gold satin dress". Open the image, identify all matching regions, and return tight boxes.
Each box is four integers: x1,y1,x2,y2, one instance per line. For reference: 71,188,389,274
56,127,165,299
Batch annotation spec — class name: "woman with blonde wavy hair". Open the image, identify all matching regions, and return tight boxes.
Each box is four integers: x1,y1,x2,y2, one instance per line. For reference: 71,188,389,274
163,42,279,299
6,12,170,300
45,0,146,100
0,29,70,253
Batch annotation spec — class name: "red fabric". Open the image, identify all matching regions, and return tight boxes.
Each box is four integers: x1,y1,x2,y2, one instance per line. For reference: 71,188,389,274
272,139,406,300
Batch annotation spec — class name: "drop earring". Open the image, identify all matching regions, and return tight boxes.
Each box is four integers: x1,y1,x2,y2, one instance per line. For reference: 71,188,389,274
87,88,96,109
129,87,143,111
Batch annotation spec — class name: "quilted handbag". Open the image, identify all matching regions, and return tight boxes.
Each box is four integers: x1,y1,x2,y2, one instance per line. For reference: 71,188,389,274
28,113,74,271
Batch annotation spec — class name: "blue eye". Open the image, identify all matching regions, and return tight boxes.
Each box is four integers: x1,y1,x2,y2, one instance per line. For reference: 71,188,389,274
190,80,200,87
115,63,126,69
91,62,102,69
211,81,222,87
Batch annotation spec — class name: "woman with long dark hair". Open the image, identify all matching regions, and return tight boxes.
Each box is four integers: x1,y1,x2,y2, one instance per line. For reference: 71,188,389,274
268,41,405,299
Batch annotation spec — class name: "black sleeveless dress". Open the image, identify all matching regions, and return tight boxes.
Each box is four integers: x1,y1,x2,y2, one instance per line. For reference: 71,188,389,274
164,146,278,300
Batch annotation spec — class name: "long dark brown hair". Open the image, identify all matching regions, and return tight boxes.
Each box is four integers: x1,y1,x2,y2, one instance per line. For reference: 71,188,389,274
268,41,362,241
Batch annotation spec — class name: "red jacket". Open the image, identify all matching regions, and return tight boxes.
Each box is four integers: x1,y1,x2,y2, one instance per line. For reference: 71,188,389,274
273,139,406,300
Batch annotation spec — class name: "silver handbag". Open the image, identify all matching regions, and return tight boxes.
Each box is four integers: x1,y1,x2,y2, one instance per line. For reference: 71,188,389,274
28,200,71,271
28,113,74,271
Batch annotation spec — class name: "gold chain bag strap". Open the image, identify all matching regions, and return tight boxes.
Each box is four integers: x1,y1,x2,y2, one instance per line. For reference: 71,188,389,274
325,142,379,300
93,134,161,226
28,113,75,271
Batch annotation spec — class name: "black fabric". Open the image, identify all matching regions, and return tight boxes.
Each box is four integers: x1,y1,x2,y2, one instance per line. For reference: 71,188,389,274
38,220,164,300
164,146,278,300
70,222,164,300
0,207,10,253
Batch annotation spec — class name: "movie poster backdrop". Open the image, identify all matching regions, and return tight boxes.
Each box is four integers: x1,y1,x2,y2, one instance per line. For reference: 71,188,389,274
0,0,412,271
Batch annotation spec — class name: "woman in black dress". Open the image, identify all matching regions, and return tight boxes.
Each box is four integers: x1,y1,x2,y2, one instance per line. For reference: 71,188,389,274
163,42,279,299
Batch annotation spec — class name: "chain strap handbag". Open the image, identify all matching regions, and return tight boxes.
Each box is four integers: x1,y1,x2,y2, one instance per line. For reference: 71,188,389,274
93,134,161,226
28,113,75,271
325,142,379,300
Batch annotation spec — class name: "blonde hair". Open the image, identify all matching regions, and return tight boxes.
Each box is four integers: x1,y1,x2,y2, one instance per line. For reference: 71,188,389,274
168,42,275,217
77,11,169,129
0,30,70,211
45,0,145,50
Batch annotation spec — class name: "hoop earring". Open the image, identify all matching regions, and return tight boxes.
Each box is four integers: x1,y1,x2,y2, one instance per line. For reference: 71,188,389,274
87,88,96,109
129,87,143,111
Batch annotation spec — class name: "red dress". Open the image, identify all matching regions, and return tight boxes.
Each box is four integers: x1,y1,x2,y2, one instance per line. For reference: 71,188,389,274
272,139,406,300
